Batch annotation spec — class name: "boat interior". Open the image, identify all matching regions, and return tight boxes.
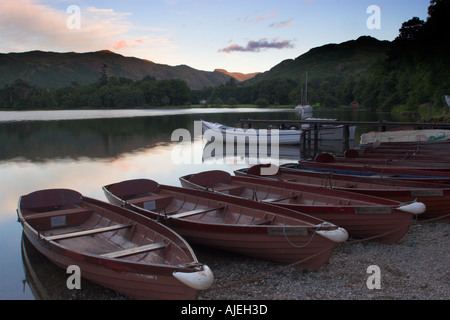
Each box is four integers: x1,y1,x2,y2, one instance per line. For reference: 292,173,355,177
185,171,377,207
108,179,305,227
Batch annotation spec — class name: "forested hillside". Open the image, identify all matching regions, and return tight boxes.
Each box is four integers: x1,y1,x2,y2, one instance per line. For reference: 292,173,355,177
352,0,450,111
0,50,231,90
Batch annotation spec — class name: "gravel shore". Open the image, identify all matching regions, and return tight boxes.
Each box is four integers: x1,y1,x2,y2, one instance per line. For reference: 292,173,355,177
197,220,449,300
32,219,448,300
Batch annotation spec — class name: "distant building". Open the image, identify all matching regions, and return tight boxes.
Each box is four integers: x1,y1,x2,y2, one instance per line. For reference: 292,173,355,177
350,101,360,108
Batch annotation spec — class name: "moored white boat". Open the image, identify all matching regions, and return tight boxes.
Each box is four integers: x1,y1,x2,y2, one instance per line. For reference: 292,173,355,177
202,119,356,145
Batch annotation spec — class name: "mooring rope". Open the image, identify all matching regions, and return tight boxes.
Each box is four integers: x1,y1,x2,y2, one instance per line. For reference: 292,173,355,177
282,224,320,248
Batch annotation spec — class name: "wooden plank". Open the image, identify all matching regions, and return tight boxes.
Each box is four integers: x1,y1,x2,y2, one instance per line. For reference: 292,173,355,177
127,194,172,204
262,194,299,203
247,218,273,225
213,185,243,192
101,242,167,259
169,206,226,219
45,223,133,241
26,207,92,221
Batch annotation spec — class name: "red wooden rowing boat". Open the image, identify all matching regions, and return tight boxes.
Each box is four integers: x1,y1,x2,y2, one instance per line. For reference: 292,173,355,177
17,188,214,300
103,179,348,271
235,164,450,222
314,152,450,172
180,170,426,244
291,160,450,184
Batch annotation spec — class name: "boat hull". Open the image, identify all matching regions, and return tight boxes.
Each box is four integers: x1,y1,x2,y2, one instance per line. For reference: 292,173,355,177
18,189,210,300
22,227,199,300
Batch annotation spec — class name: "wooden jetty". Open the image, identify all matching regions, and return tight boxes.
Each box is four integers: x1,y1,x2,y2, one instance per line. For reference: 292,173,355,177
240,119,450,157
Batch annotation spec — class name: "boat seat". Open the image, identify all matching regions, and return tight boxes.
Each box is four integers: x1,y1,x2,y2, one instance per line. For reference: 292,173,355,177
127,194,172,204
45,223,133,241
262,194,299,203
169,206,226,219
25,207,93,221
246,218,273,225
101,242,167,259
213,185,245,194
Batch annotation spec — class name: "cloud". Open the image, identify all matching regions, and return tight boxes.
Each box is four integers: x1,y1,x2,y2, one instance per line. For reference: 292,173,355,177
0,0,170,56
219,38,294,53
239,8,279,24
269,18,294,28
114,39,145,50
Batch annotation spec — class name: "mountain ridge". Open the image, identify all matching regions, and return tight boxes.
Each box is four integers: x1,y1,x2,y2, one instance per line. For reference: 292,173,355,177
0,36,391,91
244,36,391,85
0,50,232,90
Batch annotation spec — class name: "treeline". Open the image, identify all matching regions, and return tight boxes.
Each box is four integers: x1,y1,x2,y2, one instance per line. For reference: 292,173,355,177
0,73,342,110
0,75,191,109
191,76,355,108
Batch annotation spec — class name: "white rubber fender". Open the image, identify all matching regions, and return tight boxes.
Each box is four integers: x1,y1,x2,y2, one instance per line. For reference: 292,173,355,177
317,227,348,243
397,201,426,215
173,265,214,290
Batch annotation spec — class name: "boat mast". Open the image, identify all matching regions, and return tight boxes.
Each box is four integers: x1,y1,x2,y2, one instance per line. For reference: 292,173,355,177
305,71,308,105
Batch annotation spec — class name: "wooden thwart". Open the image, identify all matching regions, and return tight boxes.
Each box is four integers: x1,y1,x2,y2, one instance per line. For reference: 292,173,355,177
45,223,133,241
127,194,172,204
101,242,167,259
26,207,92,220
169,206,226,219
262,194,299,203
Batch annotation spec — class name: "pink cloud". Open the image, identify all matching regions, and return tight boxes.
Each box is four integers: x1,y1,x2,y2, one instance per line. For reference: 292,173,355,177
239,8,279,23
269,18,294,28
114,39,146,49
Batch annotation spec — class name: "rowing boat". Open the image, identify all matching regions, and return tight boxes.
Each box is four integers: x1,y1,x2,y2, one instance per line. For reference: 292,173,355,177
313,152,450,172
235,164,450,222
180,170,425,244
202,119,356,145
103,179,348,271
290,161,450,184
17,188,213,300
202,119,302,145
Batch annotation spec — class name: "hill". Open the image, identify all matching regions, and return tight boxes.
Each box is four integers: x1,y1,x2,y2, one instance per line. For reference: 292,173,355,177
244,36,391,85
0,50,231,90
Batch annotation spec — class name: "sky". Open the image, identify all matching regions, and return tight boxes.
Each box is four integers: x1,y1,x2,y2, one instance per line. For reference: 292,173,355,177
0,0,431,73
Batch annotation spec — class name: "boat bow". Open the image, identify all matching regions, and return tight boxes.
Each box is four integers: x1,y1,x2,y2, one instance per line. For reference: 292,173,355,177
397,201,426,215
173,265,214,290
316,224,349,243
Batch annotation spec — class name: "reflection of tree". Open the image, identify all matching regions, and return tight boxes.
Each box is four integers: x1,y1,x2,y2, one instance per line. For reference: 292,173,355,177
0,116,189,162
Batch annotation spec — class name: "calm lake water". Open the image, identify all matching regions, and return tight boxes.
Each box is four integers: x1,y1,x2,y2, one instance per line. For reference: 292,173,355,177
0,107,414,300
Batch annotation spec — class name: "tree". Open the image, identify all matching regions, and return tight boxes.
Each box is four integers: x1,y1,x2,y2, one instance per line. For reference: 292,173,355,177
254,98,269,107
227,97,238,107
